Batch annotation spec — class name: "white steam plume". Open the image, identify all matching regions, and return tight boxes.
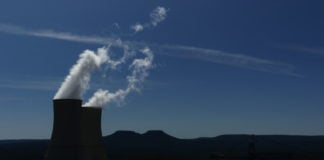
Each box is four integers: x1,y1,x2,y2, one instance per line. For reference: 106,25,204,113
53,39,154,107
131,6,168,33
53,36,141,101
84,47,154,107
104,39,135,69
54,47,109,99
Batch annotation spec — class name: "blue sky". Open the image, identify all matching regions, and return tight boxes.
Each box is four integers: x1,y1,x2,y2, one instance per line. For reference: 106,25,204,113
0,0,324,139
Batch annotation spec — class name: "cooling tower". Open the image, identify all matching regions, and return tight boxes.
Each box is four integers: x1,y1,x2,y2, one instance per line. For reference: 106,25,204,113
80,107,108,160
45,99,108,160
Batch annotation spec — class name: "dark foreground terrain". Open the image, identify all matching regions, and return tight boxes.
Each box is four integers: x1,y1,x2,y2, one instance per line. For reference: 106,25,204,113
1,130,324,160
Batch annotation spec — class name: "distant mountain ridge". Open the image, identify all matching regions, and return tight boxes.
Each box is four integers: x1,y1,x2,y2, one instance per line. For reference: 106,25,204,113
106,130,178,140
102,130,324,160
1,130,324,160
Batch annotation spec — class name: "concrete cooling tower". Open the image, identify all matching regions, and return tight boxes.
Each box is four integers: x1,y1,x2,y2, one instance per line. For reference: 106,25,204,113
45,99,108,160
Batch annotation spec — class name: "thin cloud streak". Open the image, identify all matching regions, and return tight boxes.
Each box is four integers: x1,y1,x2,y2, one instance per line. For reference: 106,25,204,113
154,45,302,77
0,24,301,76
0,78,60,91
281,45,324,56
0,24,116,45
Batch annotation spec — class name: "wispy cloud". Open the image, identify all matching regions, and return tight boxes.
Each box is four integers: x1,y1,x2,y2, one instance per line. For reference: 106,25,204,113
0,23,301,76
150,6,168,26
131,6,168,33
131,23,144,33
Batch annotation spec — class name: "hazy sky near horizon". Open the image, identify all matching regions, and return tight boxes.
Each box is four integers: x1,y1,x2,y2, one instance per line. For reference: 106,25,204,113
0,0,324,139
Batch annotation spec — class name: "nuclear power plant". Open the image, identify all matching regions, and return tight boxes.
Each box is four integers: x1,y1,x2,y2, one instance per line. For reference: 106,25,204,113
45,99,108,160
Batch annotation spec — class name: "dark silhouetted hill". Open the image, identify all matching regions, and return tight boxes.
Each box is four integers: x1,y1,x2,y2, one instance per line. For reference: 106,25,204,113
0,139,48,160
1,131,324,159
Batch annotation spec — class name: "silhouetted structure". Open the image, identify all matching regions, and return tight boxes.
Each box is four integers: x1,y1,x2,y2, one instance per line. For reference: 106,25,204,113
44,99,108,160
80,106,108,160
248,135,256,160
